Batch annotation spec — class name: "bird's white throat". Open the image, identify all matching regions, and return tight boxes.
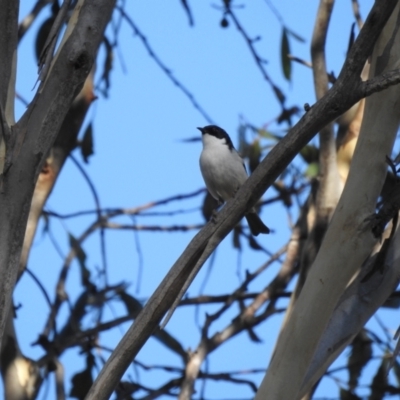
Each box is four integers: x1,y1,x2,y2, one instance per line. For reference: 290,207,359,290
201,133,228,149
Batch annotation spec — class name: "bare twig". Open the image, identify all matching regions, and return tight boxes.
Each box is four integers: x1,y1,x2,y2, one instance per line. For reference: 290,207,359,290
179,291,290,306
25,268,53,308
103,222,204,232
287,54,312,69
44,188,206,219
116,6,214,124
70,154,108,284
224,6,285,106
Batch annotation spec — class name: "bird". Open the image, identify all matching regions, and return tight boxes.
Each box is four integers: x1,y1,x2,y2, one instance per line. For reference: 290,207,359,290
198,125,270,236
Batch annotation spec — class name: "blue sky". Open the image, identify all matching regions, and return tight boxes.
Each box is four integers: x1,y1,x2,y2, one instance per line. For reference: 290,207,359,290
8,1,398,399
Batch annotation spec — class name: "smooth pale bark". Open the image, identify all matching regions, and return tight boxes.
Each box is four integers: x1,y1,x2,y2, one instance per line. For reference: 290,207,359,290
255,3,400,399
311,0,341,215
299,224,400,396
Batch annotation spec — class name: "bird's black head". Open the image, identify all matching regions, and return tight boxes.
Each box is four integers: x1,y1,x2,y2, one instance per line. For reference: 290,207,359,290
197,125,234,149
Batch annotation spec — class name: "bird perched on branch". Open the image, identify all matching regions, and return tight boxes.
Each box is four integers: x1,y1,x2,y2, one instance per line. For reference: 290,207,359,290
198,125,269,236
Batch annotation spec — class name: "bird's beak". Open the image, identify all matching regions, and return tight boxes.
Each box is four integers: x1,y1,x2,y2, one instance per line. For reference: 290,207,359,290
197,127,204,134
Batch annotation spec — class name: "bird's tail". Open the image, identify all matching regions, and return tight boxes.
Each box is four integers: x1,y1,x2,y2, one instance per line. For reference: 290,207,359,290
245,213,270,236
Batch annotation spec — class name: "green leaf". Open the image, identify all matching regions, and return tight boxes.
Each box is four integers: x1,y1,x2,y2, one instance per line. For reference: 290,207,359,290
257,129,282,141
237,124,249,156
300,144,319,164
281,28,291,81
248,140,261,173
81,123,94,164
305,162,319,178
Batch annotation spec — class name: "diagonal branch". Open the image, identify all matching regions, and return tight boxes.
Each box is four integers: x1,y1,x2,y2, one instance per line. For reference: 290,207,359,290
0,0,116,351
362,68,400,93
85,1,400,399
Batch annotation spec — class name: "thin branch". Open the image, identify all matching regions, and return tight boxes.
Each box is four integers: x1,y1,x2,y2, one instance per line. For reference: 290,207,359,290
287,54,312,69
180,0,194,26
103,222,203,232
362,68,400,95
44,188,206,219
116,6,213,124
70,154,108,284
45,206,199,219
42,189,205,337
138,378,183,400
25,267,53,308
224,6,285,106
198,372,258,392
177,245,292,399
130,215,144,293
